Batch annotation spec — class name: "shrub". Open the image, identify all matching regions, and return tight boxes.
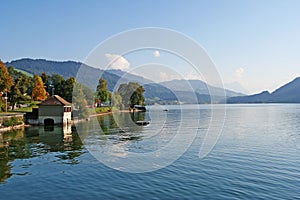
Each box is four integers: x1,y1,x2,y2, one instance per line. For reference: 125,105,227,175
2,117,23,127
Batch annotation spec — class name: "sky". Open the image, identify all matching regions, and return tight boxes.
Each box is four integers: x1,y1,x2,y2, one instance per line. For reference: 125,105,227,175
1,0,300,94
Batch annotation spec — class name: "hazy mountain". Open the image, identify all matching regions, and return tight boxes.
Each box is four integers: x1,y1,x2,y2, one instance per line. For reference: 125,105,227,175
107,69,153,85
143,79,244,104
227,77,300,103
159,79,244,97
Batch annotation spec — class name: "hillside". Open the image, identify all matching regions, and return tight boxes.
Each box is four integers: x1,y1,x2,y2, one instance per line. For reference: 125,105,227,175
6,58,81,78
227,77,300,103
6,58,128,91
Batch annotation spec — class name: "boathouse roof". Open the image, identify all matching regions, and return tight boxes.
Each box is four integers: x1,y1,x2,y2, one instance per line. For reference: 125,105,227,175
39,95,71,106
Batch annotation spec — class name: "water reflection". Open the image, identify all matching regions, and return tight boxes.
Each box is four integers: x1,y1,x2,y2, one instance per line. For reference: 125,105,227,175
96,112,145,138
75,112,148,162
0,125,83,183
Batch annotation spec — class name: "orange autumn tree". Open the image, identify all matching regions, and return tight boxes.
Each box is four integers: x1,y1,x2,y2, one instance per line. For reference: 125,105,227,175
32,75,49,101
0,60,14,93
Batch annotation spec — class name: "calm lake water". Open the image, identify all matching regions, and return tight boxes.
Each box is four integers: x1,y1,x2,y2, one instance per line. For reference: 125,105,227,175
1,104,300,199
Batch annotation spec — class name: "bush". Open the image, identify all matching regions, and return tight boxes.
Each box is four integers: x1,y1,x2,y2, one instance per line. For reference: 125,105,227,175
2,117,23,127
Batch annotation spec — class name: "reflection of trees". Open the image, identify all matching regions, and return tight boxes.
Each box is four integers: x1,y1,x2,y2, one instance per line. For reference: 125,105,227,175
130,111,145,122
96,112,145,141
0,129,27,183
97,114,114,134
0,144,12,183
0,126,84,183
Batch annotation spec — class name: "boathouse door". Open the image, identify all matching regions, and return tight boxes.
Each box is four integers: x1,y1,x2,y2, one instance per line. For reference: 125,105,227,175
44,118,54,126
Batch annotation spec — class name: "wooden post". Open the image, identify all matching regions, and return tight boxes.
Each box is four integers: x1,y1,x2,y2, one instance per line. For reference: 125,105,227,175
5,89,8,113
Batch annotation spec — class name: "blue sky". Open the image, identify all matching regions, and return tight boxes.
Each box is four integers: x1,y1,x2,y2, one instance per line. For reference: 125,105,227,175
1,0,300,94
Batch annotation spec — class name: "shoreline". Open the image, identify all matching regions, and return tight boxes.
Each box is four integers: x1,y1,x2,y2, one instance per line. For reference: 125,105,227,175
0,110,142,133
89,109,133,118
0,124,31,133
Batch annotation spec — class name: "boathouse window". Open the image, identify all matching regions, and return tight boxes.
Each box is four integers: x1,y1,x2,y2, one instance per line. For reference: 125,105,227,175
64,107,72,112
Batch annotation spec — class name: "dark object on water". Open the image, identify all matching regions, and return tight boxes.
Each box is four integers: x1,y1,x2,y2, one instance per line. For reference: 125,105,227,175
134,105,147,112
136,121,150,126
163,109,168,111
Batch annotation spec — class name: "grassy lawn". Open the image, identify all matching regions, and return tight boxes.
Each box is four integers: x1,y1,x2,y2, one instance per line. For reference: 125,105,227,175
94,107,111,113
0,112,18,116
11,101,40,113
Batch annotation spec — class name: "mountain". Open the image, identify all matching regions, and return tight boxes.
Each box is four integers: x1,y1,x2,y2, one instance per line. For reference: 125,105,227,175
6,58,244,104
107,69,153,85
6,58,129,91
159,79,244,101
6,58,81,78
227,77,300,103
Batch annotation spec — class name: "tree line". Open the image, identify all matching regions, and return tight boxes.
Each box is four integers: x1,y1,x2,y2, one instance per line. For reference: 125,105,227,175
0,60,145,114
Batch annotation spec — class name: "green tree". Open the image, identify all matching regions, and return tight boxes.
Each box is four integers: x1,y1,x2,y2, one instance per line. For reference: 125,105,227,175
96,78,111,106
117,82,145,108
80,83,94,106
9,75,31,110
6,66,32,109
62,77,76,102
130,84,145,106
41,72,50,94
50,74,65,96
111,92,123,109
32,75,48,101
72,83,89,118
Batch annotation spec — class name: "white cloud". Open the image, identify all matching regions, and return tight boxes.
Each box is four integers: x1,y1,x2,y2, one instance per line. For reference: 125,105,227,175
105,54,130,70
153,50,160,58
235,67,244,79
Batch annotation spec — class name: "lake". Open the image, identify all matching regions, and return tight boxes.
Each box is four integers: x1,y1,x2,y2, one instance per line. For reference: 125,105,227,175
1,104,300,199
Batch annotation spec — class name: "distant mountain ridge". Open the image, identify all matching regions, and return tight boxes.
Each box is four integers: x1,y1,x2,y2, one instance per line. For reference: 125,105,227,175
6,58,81,78
6,58,127,91
159,79,244,97
6,58,243,104
227,77,300,103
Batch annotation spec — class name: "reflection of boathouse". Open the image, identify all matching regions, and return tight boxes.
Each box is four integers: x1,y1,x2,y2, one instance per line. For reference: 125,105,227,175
26,95,72,125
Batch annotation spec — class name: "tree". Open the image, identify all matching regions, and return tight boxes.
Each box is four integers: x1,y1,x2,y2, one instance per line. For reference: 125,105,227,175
50,74,65,96
117,82,145,108
96,78,111,106
111,92,123,109
62,77,76,102
0,61,14,93
130,84,145,106
41,72,50,94
9,75,31,110
72,83,89,118
80,83,94,106
32,75,48,101
6,66,32,109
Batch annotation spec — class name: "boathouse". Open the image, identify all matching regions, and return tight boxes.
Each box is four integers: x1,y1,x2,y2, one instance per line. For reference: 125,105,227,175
26,95,72,125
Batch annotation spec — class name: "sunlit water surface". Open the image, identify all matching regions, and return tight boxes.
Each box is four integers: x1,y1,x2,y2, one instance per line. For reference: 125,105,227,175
0,104,300,199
